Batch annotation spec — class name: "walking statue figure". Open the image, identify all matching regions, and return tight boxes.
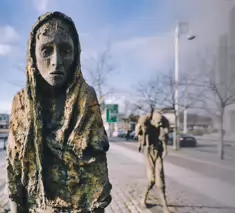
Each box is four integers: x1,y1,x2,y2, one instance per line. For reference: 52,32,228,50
6,11,112,213
136,110,171,213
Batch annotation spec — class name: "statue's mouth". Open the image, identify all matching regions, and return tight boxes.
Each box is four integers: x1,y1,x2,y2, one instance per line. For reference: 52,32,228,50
50,71,64,77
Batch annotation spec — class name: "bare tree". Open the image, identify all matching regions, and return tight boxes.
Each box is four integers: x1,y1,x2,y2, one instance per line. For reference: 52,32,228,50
133,73,165,115
133,68,204,149
119,99,135,131
194,39,235,160
158,70,205,149
83,43,116,102
160,69,205,112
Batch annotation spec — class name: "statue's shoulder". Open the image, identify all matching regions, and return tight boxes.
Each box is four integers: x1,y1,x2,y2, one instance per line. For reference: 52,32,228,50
10,89,27,135
138,114,150,126
12,88,27,113
84,84,99,106
161,115,170,128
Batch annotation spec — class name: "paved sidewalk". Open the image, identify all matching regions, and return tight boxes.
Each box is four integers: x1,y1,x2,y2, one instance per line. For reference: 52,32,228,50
1,144,235,213
106,143,235,213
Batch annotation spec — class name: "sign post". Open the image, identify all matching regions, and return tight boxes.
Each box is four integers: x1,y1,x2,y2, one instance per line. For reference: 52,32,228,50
106,104,118,138
106,104,118,123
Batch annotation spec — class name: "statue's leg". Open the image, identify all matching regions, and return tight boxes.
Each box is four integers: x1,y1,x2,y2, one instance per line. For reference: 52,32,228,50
142,148,155,206
155,156,170,213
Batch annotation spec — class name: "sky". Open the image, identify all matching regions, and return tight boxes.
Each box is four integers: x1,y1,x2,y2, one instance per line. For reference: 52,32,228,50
0,0,234,113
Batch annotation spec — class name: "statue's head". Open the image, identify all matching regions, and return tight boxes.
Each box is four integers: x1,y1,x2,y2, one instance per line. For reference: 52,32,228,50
29,12,81,88
151,111,162,127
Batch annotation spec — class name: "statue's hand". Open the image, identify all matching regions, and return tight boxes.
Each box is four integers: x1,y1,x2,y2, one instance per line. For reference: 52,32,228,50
9,200,23,213
162,149,168,158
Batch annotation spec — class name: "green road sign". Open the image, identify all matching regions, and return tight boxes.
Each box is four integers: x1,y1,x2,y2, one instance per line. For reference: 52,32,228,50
106,104,118,123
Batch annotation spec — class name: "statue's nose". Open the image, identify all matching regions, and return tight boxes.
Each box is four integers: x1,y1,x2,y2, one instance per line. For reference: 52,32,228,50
51,50,62,67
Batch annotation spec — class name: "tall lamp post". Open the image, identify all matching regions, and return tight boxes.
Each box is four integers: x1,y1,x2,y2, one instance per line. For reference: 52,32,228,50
173,21,195,150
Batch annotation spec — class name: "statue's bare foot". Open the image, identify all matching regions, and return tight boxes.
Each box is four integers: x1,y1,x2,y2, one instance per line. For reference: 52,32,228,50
163,206,173,213
140,198,147,208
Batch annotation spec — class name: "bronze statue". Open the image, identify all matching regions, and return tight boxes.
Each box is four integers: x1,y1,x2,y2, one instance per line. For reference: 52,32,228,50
136,111,171,213
6,11,112,213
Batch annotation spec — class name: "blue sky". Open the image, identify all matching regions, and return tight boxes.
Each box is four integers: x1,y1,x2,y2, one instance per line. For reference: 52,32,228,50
0,0,233,113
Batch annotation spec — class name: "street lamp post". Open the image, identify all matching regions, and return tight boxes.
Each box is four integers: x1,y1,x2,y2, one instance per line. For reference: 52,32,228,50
174,22,180,150
173,22,195,150
183,105,188,134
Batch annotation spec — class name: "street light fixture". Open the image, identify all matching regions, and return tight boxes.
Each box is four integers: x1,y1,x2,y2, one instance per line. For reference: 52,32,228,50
174,21,195,150
187,35,196,40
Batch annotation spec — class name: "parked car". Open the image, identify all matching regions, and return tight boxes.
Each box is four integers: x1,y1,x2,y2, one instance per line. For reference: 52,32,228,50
129,130,137,140
0,136,8,150
167,132,197,147
118,130,126,138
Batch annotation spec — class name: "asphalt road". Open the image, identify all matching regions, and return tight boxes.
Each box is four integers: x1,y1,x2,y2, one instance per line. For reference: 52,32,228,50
111,137,235,186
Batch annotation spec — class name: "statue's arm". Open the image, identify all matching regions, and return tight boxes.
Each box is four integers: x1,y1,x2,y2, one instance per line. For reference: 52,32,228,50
6,131,25,213
145,132,150,147
161,127,169,158
161,116,170,157
135,124,142,152
6,130,23,213
6,92,26,212
87,85,110,152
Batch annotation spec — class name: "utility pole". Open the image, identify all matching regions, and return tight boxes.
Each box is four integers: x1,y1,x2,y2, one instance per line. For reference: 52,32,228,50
173,21,196,150
174,22,180,150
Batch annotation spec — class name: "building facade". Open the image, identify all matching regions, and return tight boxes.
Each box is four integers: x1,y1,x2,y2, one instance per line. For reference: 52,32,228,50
0,113,10,129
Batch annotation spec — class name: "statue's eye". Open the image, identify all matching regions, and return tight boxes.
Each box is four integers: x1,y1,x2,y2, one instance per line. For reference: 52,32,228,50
41,46,53,57
60,43,72,55
62,48,71,54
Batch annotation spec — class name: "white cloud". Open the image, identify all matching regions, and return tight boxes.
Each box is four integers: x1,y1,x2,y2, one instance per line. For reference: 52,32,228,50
0,25,19,44
0,25,20,56
0,45,12,56
112,32,174,72
33,0,50,13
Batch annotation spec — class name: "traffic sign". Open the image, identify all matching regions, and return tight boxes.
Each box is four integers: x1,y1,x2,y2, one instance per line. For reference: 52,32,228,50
106,104,118,123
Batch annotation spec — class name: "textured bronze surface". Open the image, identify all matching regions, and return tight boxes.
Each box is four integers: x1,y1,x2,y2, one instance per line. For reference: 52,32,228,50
136,111,171,213
6,11,112,213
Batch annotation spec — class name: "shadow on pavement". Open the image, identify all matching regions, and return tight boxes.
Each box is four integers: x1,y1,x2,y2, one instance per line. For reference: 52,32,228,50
169,204,235,210
146,202,235,211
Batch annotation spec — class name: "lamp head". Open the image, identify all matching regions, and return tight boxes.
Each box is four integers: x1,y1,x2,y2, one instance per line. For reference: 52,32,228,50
187,35,196,40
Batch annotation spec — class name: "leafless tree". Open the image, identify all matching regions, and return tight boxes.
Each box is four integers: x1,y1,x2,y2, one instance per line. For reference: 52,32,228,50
83,43,116,102
160,69,205,112
194,41,235,160
133,73,165,115
133,69,204,149
159,70,205,149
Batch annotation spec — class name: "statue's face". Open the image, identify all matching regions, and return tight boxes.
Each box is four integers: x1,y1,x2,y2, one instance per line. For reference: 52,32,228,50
35,20,75,87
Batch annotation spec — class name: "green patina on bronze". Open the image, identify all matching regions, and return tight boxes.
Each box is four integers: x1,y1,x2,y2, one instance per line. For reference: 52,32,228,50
6,11,112,213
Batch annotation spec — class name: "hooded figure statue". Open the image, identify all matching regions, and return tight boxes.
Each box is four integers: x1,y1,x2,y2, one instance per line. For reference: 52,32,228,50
6,11,112,213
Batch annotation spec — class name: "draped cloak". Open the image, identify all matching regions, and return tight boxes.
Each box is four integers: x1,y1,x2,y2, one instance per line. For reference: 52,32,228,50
6,11,112,212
